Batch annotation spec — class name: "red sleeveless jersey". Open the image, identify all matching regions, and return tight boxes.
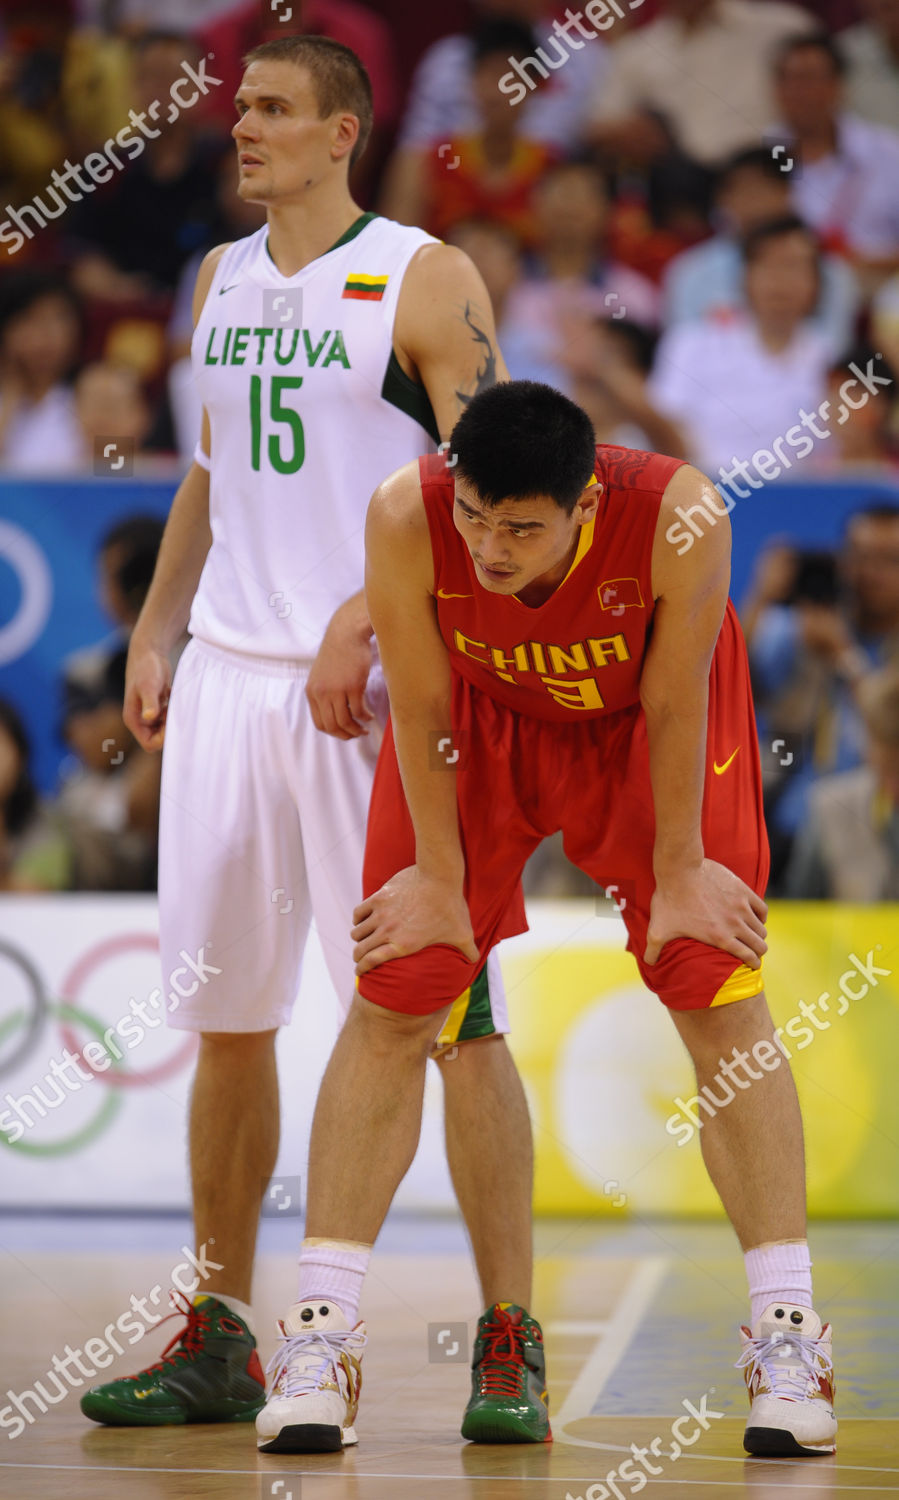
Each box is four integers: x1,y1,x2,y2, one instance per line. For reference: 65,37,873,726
421,444,685,722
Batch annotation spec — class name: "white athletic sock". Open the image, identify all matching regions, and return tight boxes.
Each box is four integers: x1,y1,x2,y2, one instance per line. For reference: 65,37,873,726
745,1240,813,1326
197,1291,254,1333
297,1237,372,1325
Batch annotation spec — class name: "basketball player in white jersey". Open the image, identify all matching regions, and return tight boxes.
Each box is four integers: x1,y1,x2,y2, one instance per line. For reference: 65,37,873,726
79,37,534,1438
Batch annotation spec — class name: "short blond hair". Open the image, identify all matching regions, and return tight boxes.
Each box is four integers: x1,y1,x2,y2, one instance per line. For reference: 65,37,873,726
243,35,373,167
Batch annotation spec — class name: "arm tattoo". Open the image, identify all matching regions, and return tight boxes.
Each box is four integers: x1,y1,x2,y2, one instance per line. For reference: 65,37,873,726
454,301,498,409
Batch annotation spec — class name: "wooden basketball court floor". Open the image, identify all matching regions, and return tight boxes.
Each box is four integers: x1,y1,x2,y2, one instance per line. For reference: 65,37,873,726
1,1215,897,1499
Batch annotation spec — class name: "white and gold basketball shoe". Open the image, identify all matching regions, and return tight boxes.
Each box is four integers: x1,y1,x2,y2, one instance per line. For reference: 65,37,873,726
256,1300,366,1453
737,1302,836,1456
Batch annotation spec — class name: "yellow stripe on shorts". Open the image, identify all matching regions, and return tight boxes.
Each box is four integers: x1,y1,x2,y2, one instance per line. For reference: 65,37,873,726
710,962,765,1006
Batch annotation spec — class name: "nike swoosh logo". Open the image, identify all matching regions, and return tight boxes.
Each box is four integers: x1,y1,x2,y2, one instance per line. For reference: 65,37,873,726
437,589,472,599
713,747,740,775
218,282,241,295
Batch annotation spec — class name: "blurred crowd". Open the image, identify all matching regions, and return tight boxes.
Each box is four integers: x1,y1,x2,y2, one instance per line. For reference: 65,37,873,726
1,0,898,899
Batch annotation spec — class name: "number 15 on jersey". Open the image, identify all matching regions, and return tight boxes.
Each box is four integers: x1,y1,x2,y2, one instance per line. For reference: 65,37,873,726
249,374,305,474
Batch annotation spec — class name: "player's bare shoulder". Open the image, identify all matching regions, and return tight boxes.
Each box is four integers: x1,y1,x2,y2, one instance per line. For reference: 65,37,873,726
395,240,496,345
367,460,428,541
652,463,731,599
192,242,236,324
366,461,435,594
392,240,506,412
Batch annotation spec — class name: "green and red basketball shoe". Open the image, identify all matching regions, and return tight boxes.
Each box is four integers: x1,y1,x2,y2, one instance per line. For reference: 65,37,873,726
80,1293,266,1426
461,1303,552,1444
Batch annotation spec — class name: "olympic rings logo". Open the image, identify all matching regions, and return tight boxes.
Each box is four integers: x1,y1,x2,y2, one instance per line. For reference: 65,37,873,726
0,934,197,1156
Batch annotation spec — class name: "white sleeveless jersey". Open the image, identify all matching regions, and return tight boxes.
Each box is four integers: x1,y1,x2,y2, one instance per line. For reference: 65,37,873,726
189,213,439,659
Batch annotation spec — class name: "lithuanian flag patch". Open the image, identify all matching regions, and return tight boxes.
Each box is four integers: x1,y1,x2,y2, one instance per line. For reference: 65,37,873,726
342,273,389,301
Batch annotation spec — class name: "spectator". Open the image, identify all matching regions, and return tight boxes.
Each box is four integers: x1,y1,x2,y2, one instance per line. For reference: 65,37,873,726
0,270,83,472
66,31,224,303
663,146,859,356
59,515,169,891
606,149,716,287
395,0,607,161
62,515,165,726
73,361,153,471
768,31,899,272
379,20,556,245
587,0,814,170
649,216,831,477
556,316,688,456
785,667,899,900
871,270,899,377
0,0,76,214
841,0,899,132
76,0,237,26
742,505,899,883
809,346,899,475
498,159,660,392
0,699,71,891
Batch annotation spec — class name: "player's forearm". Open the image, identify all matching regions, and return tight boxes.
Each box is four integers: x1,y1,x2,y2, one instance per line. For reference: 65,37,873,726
641,684,708,877
390,701,466,886
326,589,373,643
131,462,212,653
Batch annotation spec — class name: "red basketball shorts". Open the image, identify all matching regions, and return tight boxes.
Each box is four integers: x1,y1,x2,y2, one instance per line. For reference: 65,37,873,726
360,600,769,1015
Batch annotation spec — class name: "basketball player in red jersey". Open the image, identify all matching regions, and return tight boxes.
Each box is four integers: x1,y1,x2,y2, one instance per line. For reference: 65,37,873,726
281,381,836,1457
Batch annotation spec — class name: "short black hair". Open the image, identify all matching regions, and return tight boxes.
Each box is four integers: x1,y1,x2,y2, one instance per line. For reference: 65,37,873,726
100,514,165,612
243,35,373,167
535,156,610,200
742,213,817,265
471,17,538,64
829,345,896,389
594,317,658,375
775,30,847,78
0,699,37,838
847,502,899,528
132,29,197,54
717,145,792,194
449,381,596,515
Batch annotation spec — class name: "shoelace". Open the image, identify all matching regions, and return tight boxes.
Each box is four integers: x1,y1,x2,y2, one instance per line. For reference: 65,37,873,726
736,1330,833,1402
266,1326,367,1400
125,1291,211,1380
476,1308,530,1400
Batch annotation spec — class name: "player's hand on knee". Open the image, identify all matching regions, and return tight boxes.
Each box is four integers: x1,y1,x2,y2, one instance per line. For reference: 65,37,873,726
644,859,768,969
306,612,375,740
351,865,479,975
123,642,172,751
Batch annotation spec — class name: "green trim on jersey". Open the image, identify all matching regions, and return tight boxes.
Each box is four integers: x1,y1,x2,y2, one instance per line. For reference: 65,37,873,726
264,211,379,269
456,964,497,1043
381,348,440,444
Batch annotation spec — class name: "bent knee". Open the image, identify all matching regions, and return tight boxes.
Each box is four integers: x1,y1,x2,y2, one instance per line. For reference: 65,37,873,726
349,994,451,1049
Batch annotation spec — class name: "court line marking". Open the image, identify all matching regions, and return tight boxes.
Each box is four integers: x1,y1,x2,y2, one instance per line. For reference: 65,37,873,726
554,1254,669,1439
1,1463,898,1486
550,1255,899,1466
